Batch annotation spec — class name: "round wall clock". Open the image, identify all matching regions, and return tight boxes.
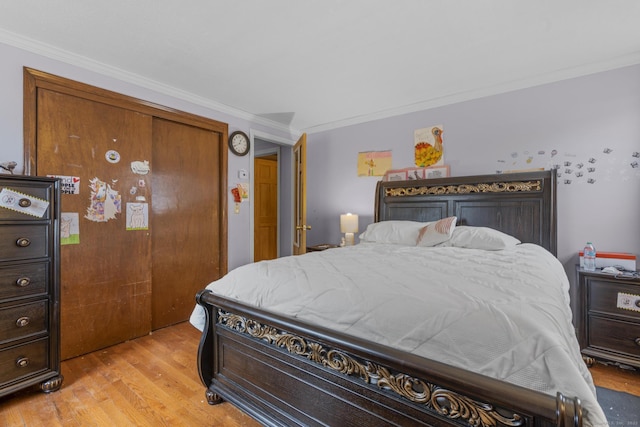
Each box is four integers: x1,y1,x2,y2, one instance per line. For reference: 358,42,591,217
228,131,250,156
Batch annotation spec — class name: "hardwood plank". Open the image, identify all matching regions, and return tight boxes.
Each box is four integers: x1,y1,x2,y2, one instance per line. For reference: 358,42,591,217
1,321,637,426
0,322,260,427
588,361,640,395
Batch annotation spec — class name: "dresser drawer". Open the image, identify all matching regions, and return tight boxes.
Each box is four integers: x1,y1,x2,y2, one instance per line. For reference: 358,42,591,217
588,279,640,319
588,316,640,357
0,262,48,300
0,225,50,261
0,301,48,344
0,338,49,385
0,185,52,221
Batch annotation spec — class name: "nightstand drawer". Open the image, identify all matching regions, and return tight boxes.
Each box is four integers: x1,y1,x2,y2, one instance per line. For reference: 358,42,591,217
588,316,640,357
588,279,640,319
0,338,49,385
0,301,48,344
0,262,48,301
0,225,50,261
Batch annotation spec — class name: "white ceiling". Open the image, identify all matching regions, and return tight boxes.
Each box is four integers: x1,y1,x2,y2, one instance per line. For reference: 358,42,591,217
1,1,639,133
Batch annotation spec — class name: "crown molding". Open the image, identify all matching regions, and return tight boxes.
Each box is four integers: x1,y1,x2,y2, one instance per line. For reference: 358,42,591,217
303,52,640,134
3,28,639,137
0,28,297,135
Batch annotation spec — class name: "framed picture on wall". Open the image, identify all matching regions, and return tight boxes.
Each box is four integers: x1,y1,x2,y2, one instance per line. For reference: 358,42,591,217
384,169,408,181
405,168,425,180
357,150,393,177
424,165,450,179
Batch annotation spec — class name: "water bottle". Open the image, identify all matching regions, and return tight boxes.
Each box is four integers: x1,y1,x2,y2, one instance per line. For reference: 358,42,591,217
583,242,596,271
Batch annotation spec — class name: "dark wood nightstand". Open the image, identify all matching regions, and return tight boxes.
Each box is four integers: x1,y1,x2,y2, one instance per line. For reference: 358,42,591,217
306,244,339,252
575,266,640,369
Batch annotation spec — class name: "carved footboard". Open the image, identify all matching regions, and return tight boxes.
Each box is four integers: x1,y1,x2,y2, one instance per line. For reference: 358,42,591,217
196,290,582,427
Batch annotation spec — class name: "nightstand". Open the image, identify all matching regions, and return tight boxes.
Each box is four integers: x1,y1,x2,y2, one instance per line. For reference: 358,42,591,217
575,266,640,368
306,244,339,252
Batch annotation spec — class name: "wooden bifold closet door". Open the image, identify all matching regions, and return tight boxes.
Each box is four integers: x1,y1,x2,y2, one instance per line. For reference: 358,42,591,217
24,68,227,360
36,89,153,360
151,118,222,330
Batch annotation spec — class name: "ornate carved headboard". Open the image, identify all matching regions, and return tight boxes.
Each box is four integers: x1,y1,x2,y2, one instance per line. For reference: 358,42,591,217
375,170,557,255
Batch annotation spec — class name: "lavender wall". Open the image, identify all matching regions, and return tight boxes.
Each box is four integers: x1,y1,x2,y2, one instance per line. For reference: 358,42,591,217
0,41,294,271
307,64,640,282
1,39,639,278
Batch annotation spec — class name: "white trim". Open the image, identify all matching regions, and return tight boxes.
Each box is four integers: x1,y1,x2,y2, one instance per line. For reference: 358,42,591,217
302,52,640,134
252,130,299,146
5,28,638,138
0,28,295,135
249,130,297,262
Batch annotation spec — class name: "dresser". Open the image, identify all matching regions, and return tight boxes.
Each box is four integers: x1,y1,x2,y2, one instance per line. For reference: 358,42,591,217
575,266,640,368
0,175,62,397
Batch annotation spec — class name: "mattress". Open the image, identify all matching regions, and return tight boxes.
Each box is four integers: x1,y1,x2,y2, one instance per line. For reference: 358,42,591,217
190,242,607,427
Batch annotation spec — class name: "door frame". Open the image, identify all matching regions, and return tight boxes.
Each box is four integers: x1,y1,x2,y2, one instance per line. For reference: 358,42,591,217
249,130,298,262
292,133,308,255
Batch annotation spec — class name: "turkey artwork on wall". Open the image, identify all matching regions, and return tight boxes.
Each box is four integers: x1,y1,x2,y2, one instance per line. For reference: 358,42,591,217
414,125,444,167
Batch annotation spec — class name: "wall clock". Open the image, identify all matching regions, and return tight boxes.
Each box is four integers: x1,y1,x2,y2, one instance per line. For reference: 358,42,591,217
228,131,250,156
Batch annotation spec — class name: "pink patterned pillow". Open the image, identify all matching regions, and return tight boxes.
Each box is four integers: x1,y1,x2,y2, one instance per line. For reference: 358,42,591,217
416,216,457,247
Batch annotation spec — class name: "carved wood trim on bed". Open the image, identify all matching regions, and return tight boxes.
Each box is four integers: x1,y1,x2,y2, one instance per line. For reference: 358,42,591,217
375,170,557,255
215,308,526,426
195,170,582,427
196,290,580,427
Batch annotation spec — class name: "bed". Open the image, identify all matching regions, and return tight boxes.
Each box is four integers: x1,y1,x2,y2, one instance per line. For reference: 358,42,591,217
191,170,606,427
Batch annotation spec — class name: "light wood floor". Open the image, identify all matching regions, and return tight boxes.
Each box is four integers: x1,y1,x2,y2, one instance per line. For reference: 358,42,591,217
589,361,640,396
0,322,260,427
1,322,638,426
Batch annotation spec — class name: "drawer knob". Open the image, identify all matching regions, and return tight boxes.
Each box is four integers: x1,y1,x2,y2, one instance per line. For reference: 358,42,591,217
16,238,31,247
16,357,30,368
636,338,640,346
18,198,32,208
16,277,31,287
16,316,30,327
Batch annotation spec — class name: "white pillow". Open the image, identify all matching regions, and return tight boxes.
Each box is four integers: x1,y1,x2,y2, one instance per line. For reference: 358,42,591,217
444,226,521,250
416,216,457,247
358,220,426,245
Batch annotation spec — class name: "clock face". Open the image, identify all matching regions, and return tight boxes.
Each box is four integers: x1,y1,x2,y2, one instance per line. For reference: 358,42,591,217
229,131,250,156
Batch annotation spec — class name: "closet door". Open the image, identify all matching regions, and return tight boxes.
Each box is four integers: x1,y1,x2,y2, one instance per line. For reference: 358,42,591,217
36,89,153,360
151,118,222,329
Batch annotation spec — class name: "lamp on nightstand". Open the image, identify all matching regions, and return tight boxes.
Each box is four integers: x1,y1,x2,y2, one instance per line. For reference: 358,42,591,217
340,213,359,246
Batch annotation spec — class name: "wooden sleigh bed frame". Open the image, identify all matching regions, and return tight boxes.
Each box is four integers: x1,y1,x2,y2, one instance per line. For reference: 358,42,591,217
196,170,585,427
